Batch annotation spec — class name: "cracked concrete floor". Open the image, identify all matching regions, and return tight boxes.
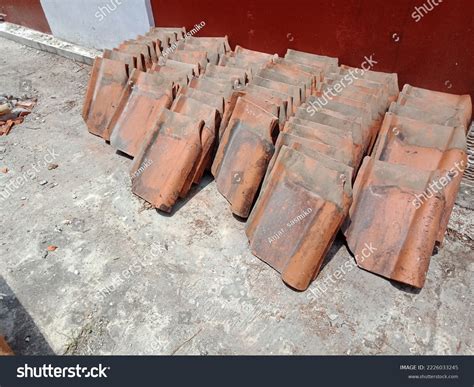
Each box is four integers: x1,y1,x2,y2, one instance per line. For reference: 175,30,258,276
0,37,472,355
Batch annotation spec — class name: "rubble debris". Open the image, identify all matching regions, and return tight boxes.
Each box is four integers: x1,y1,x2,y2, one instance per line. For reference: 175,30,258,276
0,336,13,356
0,95,36,135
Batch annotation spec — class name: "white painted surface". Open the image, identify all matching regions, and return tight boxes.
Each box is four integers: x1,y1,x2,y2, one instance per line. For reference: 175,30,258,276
40,0,155,50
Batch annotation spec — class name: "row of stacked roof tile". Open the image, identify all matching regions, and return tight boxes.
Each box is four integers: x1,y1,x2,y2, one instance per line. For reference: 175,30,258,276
83,27,240,211
344,85,472,289
234,53,398,290
82,26,471,291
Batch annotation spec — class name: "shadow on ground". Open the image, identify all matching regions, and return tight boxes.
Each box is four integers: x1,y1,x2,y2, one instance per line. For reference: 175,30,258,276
0,276,54,355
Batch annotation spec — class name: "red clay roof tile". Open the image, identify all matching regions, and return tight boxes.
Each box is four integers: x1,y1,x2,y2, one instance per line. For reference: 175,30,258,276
82,57,129,140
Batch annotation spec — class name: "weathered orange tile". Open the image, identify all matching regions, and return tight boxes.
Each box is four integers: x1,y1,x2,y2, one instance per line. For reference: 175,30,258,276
343,157,446,289
218,90,282,141
397,91,472,130
284,49,338,73
251,76,297,112
108,70,173,157
266,132,354,179
171,95,220,189
246,145,352,290
167,50,208,74
257,68,307,101
372,112,467,244
402,84,471,117
82,57,129,140
117,41,154,70
295,105,366,166
149,63,191,91
130,109,203,212
134,35,160,62
265,61,318,95
212,98,278,218
181,36,230,64
187,36,231,52
388,101,464,128
204,63,248,87
234,46,277,62
103,49,139,71
284,118,357,167
147,27,186,45
339,65,399,101
178,86,225,116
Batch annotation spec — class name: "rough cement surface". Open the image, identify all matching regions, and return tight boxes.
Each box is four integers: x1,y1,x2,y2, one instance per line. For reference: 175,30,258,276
0,37,472,355
0,23,100,65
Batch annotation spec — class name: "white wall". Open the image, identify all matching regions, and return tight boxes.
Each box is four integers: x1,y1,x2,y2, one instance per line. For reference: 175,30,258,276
40,0,155,50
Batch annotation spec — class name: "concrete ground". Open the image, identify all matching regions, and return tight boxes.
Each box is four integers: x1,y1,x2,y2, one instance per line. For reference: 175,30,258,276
0,37,472,356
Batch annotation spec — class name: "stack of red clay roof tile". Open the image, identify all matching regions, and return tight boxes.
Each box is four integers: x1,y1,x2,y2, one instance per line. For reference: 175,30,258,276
83,27,244,212
212,48,327,220
83,31,471,291
344,85,471,289
243,50,396,290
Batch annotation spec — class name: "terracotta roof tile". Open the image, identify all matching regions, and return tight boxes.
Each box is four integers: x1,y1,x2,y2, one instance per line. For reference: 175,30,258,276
130,109,203,212
343,157,447,288
246,145,352,290
82,57,129,140
212,97,278,218
108,70,173,157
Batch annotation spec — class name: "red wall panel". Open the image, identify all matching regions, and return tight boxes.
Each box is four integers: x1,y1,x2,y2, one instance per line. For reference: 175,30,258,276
0,0,50,34
151,0,474,98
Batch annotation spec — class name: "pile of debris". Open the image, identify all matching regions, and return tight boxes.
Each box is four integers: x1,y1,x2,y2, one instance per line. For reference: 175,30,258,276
0,336,13,356
83,27,238,210
82,26,471,291
0,95,36,135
